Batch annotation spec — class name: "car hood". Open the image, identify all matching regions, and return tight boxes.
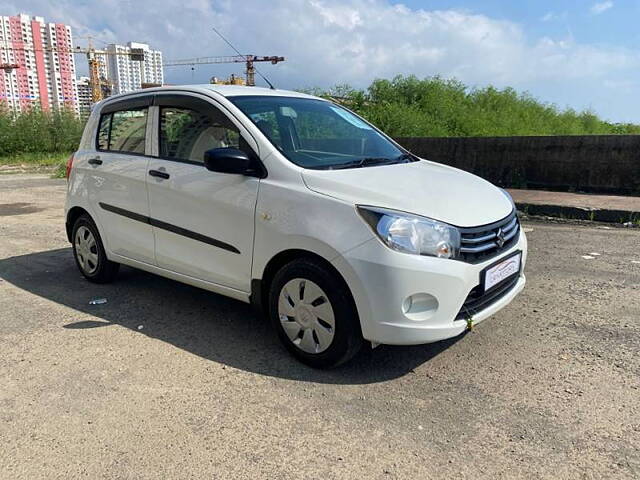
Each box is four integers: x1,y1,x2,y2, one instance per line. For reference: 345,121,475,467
301,160,513,227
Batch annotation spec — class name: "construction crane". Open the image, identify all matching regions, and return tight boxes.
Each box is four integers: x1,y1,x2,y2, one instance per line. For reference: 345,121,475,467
75,36,146,102
163,55,285,86
0,36,144,103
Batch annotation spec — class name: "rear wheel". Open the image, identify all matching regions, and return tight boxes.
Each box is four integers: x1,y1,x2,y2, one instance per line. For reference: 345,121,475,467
72,214,119,283
269,258,363,368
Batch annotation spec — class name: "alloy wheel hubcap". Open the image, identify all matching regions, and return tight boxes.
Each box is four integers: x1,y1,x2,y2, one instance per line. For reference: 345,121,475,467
278,278,335,354
75,226,99,274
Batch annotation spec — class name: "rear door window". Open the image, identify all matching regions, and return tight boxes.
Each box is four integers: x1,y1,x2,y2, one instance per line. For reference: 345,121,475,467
97,108,148,154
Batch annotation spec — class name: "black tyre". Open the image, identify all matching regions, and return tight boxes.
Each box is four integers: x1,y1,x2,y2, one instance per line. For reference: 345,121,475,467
268,258,363,368
71,214,119,283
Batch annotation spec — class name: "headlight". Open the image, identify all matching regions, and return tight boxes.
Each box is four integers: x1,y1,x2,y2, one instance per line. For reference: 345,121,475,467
357,206,461,259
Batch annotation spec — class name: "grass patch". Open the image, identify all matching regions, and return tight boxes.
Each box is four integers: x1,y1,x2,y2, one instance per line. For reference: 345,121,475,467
52,162,67,178
0,152,71,166
0,152,70,177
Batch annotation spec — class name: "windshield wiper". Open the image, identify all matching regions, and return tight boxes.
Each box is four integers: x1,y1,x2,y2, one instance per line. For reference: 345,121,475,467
328,153,418,169
396,152,418,163
327,157,399,170
312,152,418,170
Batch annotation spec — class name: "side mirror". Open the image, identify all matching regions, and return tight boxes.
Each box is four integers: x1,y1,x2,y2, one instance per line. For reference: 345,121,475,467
203,148,252,175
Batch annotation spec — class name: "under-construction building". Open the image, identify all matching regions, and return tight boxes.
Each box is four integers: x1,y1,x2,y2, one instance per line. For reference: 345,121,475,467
104,42,163,95
75,76,91,115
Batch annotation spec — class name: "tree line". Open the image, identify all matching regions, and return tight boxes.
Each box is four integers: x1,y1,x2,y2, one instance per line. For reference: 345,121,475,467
1,75,638,158
307,75,640,137
0,105,85,157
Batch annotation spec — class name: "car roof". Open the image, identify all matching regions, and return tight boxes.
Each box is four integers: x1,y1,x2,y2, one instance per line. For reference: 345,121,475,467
100,84,321,105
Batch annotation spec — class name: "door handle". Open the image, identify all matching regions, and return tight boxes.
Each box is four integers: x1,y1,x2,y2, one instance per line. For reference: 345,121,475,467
149,169,170,180
88,158,103,166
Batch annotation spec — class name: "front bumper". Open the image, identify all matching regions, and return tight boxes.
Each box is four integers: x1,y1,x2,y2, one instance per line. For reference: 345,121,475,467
332,231,527,345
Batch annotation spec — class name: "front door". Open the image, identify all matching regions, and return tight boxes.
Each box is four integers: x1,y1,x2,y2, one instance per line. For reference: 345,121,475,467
146,93,260,292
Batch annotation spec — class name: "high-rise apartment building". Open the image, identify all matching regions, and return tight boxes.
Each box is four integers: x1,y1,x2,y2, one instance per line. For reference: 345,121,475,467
105,42,163,95
75,76,91,115
0,14,78,112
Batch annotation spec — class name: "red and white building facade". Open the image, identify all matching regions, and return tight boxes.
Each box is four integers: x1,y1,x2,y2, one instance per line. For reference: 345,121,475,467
0,14,78,113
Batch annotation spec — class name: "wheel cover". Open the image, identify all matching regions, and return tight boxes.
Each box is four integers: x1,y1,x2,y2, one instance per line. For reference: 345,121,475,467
75,226,99,275
278,278,336,354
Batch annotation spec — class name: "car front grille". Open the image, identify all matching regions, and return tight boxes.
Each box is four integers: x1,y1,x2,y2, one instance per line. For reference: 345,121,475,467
455,274,519,321
458,210,520,263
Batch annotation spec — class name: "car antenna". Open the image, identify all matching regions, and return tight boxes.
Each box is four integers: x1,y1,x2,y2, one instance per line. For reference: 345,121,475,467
212,26,277,90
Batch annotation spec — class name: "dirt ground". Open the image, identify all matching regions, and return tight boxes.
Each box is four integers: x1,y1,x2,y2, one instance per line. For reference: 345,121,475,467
1,174,639,479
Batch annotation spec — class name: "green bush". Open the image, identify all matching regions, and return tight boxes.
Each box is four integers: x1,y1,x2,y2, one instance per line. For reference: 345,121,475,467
1,75,639,164
0,104,85,157
305,75,640,137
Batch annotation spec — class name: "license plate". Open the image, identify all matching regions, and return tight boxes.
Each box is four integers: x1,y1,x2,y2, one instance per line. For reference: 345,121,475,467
483,252,521,292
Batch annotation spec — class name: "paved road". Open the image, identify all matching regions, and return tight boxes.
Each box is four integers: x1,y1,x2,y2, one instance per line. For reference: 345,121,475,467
1,174,639,479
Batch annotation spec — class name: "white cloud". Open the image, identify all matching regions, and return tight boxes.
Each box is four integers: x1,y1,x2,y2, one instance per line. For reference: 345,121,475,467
541,11,567,22
7,0,640,121
310,0,362,30
590,1,614,15
603,79,638,90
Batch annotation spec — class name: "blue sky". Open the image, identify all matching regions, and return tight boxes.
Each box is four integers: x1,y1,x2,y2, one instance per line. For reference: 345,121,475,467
10,0,640,122
402,0,639,46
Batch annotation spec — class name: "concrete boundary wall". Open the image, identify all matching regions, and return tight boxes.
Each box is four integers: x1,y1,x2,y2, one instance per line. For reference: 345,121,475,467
396,136,640,196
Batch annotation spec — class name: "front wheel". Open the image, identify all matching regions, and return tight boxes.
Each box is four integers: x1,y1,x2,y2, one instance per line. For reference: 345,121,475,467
268,258,363,368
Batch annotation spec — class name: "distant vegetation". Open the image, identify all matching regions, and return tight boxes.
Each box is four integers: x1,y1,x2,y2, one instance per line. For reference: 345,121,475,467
306,75,640,137
0,105,84,158
1,75,639,172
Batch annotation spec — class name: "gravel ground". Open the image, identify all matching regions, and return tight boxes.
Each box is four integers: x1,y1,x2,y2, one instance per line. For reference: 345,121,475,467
1,174,639,479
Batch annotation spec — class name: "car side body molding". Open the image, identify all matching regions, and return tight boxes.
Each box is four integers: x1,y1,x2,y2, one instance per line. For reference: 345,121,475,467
98,202,241,254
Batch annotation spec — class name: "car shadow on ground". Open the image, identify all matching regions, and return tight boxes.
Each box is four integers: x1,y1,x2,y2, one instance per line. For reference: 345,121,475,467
0,247,463,384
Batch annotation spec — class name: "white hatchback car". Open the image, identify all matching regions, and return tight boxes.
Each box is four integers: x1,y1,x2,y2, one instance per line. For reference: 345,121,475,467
65,85,527,367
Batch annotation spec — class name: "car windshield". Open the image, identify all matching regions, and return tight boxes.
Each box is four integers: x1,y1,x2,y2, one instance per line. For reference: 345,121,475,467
228,95,415,170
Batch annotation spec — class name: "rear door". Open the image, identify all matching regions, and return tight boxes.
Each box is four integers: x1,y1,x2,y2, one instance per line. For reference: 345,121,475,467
90,96,155,264
146,93,261,292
